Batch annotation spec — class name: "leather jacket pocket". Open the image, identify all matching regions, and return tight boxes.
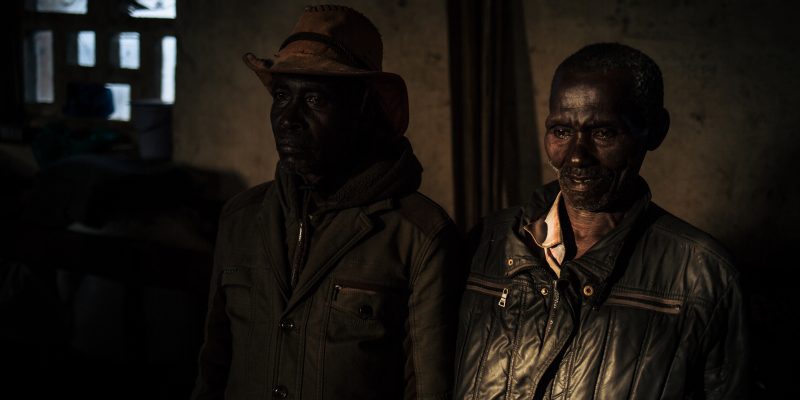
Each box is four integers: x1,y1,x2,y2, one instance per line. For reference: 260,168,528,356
220,266,254,323
605,289,683,315
465,274,510,307
455,273,516,398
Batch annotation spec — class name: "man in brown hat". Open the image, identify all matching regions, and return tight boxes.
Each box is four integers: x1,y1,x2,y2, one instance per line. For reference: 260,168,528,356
192,5,463,400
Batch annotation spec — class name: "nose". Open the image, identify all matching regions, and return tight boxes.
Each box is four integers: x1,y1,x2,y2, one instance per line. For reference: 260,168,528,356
278,100,305,133
566,131,596,168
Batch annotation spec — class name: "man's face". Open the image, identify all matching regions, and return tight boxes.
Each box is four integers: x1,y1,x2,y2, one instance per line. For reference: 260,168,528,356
270,74,364,177
545,71,648,211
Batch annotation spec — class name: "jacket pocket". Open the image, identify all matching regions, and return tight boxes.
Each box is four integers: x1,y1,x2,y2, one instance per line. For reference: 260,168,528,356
220,266,254,322
465,274,510,308
605,289,683,315
323,281,404,398
456,273,515,398
330,282,392,325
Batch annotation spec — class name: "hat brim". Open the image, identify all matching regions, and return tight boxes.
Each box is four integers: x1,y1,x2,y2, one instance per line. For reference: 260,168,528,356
243,52,409,136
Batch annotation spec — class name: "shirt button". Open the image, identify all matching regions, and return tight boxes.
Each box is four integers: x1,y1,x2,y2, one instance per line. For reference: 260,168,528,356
279,319,295,331
358,304,373,319
540,287,550,296
582,284,595,297
272,385,288,399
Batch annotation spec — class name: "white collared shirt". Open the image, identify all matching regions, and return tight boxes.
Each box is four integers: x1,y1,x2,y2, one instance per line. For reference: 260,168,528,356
523,192,566,277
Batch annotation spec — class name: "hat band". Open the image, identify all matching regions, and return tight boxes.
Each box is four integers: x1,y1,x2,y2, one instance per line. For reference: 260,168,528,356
280,32,374,71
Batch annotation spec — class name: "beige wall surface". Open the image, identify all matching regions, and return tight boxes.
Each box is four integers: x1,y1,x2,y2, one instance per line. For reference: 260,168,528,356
523,0,800,251
173,0,453,215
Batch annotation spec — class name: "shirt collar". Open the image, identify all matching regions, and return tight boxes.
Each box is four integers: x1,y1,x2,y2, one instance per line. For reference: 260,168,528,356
524,191,563,250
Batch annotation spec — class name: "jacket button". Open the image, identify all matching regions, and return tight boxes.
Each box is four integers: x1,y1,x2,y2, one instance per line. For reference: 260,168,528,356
540,287,549,296
583,284,595,297
358,304,373,319
279,319,295,331
272,385,288,399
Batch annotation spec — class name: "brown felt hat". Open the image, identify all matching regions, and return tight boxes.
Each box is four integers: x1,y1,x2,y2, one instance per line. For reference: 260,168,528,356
243,4,409,136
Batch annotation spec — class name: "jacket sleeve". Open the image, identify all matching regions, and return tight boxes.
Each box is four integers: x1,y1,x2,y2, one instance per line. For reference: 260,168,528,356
404,222,467,400
191,222,233,399
700,272,750,399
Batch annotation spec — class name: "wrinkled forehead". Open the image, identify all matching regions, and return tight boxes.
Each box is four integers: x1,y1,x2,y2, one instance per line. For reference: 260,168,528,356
549,71,637,114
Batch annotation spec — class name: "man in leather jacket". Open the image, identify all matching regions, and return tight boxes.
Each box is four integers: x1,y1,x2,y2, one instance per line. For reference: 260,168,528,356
192,5,462,399
454,43,748,399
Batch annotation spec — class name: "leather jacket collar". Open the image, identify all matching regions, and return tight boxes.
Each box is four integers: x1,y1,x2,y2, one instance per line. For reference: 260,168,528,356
513,177,653,306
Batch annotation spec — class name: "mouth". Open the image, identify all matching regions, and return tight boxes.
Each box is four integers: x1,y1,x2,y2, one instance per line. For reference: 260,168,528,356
566,175,599,184
276,137,312,155
277,144,309,155
561,173,608,192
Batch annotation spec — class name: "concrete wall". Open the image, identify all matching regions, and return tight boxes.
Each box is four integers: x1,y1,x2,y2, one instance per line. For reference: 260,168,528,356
173,0,453,214
523,0,800,259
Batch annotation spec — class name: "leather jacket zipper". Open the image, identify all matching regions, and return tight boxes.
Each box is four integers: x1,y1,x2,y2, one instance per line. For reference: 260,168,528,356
544,280,560,338
465,274,509,308
498,288,509,307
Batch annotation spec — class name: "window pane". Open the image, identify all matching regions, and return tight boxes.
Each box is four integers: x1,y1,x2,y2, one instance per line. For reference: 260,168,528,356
36,0,88,14
77,31,95,67
24,31,54,103
161,36,176,104
106,83,131,121
116,32,140,69
129,0,176,19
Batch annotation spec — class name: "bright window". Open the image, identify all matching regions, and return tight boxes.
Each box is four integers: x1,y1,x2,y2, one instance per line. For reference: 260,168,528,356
161,36,177,103
115,32,140,70
77,31,95,67
129,0,176,19
106,83,131,121
35,0,88,14
24,30,54,103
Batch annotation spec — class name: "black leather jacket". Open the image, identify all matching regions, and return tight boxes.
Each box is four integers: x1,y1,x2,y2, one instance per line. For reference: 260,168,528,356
454,180,748,399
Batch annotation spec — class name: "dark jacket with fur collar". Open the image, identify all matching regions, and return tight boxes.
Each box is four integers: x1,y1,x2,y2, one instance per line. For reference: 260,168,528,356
193,138,464,400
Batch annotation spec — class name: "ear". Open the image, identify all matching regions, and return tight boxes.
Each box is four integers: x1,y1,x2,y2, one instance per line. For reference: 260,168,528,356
646,108,670,151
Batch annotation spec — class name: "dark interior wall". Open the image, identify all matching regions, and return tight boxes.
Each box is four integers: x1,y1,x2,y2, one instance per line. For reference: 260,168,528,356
173,0,454,213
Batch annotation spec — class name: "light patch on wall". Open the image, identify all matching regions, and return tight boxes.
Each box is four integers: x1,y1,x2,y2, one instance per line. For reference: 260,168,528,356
129,0,176,19
105,83,131,121
161,36,176,104
35,0,87,14
112,32,140,70
67,30,97,67
24,30,54,103
77,31,95,66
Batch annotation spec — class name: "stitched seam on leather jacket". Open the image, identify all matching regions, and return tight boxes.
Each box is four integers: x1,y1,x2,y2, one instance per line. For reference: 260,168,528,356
409,221,450,399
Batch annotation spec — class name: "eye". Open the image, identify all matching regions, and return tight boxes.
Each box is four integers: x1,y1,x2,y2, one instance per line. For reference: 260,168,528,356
550,126,573,139
273,90,290,105
305,93,329,108
591,128,617,141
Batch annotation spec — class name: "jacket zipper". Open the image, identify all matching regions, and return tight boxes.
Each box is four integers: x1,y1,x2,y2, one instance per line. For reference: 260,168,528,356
465,275,509,308
290,219,307,288
544,280,559,338
290,188,313,288
333,284,381,301
498,288,509,307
